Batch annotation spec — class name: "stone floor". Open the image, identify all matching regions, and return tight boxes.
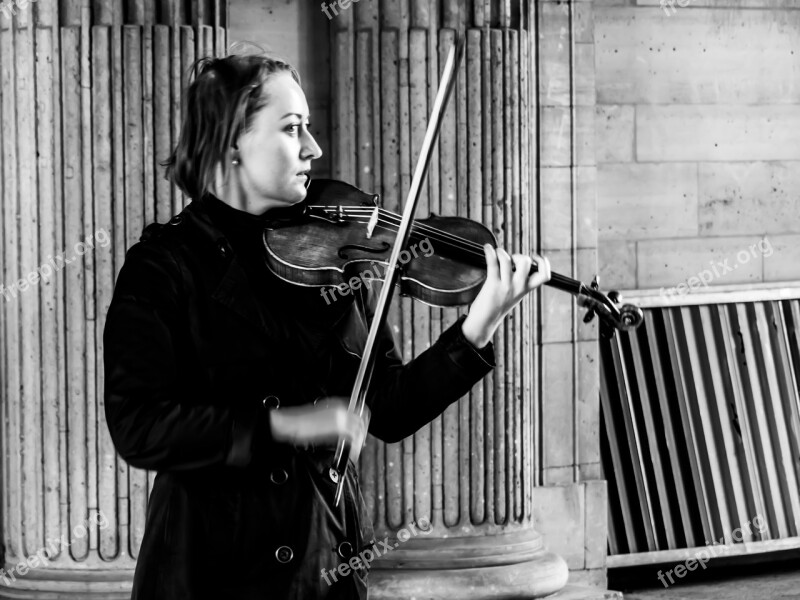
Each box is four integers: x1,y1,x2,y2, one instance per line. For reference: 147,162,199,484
609,555,800,600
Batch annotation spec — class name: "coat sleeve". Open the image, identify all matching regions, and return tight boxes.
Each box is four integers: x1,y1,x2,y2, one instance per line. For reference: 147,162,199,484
363,296,496,444
103,239,268,471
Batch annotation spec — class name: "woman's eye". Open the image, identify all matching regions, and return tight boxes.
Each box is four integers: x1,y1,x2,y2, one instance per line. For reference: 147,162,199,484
285,123,301,134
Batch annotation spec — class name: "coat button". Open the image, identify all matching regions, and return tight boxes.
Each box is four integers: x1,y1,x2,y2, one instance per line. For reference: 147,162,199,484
217,240,229,258
275,545,293,564
262,395,280,410
328,468,339,484
169,215,183,225
270,469,288,485
336,541,354,558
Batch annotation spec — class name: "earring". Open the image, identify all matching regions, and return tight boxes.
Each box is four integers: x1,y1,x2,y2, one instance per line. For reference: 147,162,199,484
231,148,240,166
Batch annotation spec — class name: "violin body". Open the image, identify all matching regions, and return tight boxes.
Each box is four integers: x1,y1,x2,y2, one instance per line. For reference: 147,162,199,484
263,178,495,307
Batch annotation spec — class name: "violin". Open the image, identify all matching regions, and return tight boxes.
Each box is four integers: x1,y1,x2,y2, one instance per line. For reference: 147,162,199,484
263,177,644,336
262,36,642,505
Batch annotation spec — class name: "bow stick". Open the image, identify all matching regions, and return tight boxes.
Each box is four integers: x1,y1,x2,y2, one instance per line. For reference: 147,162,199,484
331,35,466,505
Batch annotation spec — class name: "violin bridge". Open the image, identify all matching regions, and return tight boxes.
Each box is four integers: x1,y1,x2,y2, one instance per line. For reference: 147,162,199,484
366,206,379,239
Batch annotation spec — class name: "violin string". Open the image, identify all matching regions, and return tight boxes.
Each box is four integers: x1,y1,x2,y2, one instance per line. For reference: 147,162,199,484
309,208,485,259
343,213,489,261
318,207,576,287
326,207,490,259
309,205,481,252
343,207,483,250
307,207,586,288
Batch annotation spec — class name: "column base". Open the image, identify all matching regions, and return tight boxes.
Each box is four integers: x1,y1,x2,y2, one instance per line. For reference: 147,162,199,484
369,528,569,599
0,568,133,600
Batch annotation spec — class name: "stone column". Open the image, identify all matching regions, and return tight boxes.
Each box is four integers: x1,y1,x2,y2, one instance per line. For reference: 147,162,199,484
329,1,569,597
0,2,226,596
533,0,609,589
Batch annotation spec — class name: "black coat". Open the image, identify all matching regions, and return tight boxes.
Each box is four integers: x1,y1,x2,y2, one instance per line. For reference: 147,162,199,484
103,197,495,599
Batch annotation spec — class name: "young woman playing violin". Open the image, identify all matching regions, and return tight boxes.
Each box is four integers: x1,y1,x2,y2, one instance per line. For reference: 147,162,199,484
103,53,550,600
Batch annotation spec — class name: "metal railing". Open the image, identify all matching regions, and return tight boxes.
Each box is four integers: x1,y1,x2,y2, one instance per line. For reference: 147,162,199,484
601,285,800,566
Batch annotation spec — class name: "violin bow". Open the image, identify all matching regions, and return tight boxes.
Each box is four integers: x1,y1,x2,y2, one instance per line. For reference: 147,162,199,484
331,35,466,506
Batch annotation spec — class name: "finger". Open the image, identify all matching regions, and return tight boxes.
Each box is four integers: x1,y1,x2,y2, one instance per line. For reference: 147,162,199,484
483,244,499,282
317,396,348,409
335,407,350,439
360,406,372,433
511,254,533,290
536,255,551,283
345,413,366,444
496,248,513,285
527,255,551,290
354,415,367,446
350,419,368,464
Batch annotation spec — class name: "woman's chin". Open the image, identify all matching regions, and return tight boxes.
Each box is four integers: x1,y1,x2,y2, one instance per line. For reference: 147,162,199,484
271,186,307,206
292,180,310,201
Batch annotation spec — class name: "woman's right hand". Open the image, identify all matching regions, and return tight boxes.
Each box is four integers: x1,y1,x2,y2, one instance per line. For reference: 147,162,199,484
268,397,367,452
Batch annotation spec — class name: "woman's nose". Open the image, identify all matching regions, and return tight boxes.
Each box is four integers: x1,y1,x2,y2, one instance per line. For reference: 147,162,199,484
303,130,323,161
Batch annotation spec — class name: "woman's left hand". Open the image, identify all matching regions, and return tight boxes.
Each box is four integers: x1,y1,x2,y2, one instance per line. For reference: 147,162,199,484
461,245,551,348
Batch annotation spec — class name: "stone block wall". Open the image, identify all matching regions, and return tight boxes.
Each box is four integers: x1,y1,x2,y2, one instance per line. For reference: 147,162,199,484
595,0,800,292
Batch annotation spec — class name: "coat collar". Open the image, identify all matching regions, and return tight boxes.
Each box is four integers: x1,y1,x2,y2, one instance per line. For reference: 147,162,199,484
180,199,277,338
175,197,364,348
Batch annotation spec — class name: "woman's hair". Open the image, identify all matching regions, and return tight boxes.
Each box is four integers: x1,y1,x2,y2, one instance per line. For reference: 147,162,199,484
163,50,300,199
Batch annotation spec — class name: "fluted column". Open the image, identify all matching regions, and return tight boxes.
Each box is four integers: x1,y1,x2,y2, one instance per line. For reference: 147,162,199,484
330,1,569,597
0,2,226,597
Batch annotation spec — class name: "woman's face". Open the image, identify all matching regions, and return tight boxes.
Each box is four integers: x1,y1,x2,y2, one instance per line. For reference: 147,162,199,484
233,71,322,213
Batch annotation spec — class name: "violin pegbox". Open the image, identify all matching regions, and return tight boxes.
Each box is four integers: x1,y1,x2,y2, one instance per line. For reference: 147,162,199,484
577,275,644,339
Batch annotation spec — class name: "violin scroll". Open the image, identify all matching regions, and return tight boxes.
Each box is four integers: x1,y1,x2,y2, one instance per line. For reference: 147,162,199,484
577,276,643,339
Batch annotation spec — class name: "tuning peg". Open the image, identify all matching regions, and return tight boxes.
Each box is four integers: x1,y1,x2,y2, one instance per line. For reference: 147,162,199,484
583,309,596,324
619,304,644,329
608,290,620,304
590,275,600,291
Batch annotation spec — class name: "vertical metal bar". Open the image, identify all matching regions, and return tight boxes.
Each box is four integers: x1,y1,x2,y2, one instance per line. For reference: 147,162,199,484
628,324,673,550
600,336,642,553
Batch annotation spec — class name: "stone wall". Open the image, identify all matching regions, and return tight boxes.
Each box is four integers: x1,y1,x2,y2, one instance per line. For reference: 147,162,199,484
595,0,800,293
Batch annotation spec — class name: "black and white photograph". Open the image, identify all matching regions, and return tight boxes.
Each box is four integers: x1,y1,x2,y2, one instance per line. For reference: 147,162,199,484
0,1,798,599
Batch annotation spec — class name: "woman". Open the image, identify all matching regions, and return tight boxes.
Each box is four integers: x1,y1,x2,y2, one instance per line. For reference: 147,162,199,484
103,53,550,600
